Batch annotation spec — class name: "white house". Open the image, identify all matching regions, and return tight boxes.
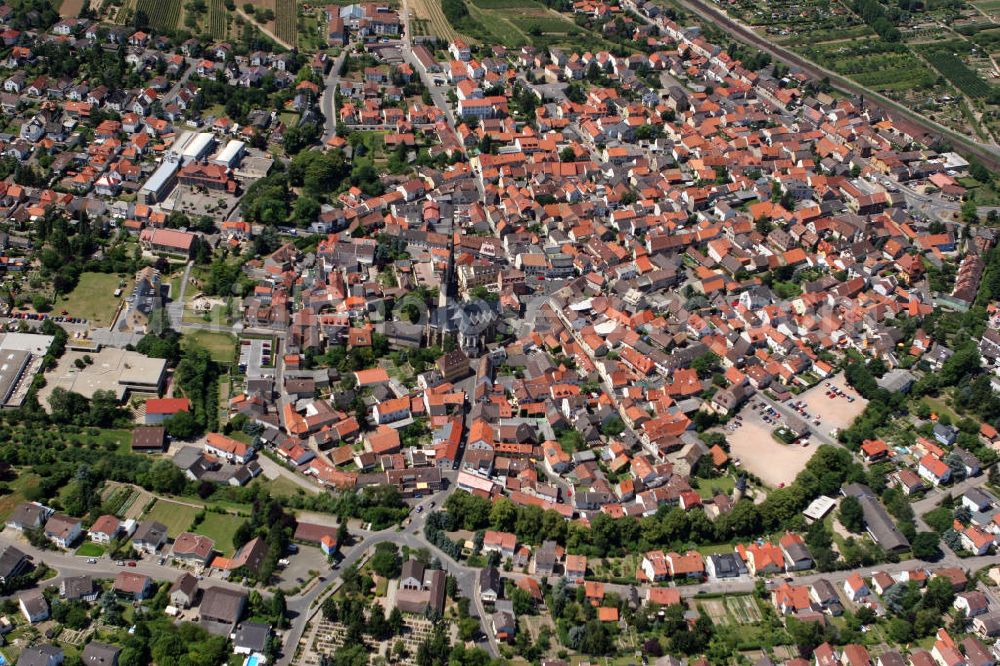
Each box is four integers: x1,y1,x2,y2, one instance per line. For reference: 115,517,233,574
918,454,951,487
843,572,869,602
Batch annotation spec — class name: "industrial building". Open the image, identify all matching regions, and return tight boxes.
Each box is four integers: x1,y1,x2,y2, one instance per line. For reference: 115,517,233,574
0,333,55,409
137,160,179,204
211,140,246,168
138,132,217,204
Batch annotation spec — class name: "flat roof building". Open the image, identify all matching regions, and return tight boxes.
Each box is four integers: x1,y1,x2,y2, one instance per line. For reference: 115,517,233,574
0,349,31,405
138,159,180,204
41,347,167,407
212,140,245,168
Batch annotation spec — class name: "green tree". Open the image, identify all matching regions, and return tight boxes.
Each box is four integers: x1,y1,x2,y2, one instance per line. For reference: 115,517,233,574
911,531,941,560
370,542,401,579
838,495,865,533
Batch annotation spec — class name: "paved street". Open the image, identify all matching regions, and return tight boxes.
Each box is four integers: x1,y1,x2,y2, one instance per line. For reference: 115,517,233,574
0,536,251,597
166,261,193,331
912,475,987,515
321,47,351,142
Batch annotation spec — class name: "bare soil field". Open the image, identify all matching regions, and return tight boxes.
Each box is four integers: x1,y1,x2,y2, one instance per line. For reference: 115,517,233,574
59,0,85,18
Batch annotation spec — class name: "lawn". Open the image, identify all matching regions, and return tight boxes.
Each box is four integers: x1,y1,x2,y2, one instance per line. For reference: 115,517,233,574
142,499,199,537
84,428,134,454
193,512,242,556
56,272,133,327
694,475,735,499
253,475,307,499
920,395,961,423
0,471,40,522
75,542,106,557
182,329,236,364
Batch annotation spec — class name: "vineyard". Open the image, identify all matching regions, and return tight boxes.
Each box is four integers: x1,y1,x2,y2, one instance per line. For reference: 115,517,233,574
136,0,181,30
209,0,227,38
922,50,993,98
275,0,296,46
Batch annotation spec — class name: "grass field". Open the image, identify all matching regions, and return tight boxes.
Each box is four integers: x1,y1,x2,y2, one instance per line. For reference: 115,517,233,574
973,0,1000,13
57,272,131,327
142,499,199,537
252,475,307,499
75,542,106,557
193,512,241,556
182,329,236,364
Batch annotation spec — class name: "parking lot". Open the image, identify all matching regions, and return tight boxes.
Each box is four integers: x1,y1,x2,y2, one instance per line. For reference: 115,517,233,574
726,399,818,489
794,372,867,434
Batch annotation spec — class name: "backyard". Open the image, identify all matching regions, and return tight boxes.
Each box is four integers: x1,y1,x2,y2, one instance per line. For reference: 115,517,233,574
193,511,242,556
141,499,200,537
0,471,40,522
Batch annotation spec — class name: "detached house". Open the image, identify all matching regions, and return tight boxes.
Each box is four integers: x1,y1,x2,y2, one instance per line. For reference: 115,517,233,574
918,454,951,487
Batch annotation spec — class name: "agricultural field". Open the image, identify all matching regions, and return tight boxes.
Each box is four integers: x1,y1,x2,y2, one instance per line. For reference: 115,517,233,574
59,0,85,18
135,0,182,31
963,26,1000,51
409,0,461,41
443,0,605,49
208,0,228,38
102,484,144,519
275,0,297,46
920,48,993,98
801,40,939,92
733,0,872,47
